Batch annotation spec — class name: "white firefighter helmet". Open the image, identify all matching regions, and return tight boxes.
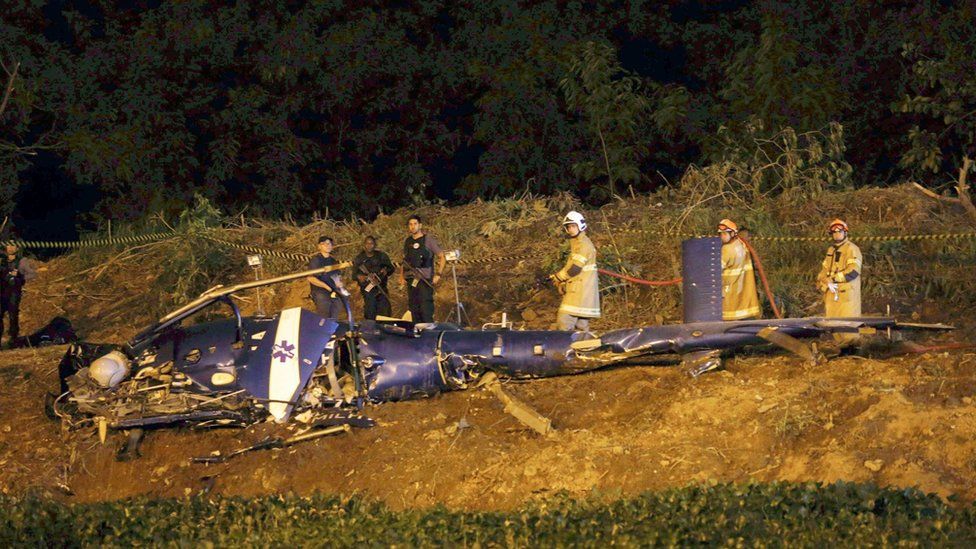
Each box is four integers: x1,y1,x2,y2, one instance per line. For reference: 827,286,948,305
89,351,131,388
562,210,587,232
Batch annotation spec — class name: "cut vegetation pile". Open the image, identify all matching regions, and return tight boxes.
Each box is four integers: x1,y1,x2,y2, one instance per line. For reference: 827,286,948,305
20,183,976,342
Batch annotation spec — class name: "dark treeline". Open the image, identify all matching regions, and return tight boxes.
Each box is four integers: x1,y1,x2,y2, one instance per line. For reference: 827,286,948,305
1,0,973,225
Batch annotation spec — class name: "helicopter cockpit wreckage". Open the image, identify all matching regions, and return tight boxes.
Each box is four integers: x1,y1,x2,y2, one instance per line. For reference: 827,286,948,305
51,238,951,461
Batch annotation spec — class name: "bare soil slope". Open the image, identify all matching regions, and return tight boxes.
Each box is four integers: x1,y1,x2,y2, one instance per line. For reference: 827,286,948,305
0,186,974,509
2,346,975,510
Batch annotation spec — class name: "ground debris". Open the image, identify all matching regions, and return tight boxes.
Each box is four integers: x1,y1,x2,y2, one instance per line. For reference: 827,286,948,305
864,459,884,472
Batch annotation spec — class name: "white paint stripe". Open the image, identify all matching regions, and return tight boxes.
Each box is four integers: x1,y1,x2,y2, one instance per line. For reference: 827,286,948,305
268,307,302,422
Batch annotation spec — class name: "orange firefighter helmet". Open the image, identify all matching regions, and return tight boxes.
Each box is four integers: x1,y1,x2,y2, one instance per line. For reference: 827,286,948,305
828,218,849,233
717,218,739,234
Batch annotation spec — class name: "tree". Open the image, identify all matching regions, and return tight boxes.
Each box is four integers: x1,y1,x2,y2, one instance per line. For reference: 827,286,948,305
560,41,648,199
896,5,976,224
0,4,71,223
710,14,845,161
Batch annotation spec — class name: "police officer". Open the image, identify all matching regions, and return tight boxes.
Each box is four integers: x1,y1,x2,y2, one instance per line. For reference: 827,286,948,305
550,211,600,331
718,219,761,320
399,215,445,323
353,236,394,320
0,243,37,346
816,218,863,348
306,236,348,318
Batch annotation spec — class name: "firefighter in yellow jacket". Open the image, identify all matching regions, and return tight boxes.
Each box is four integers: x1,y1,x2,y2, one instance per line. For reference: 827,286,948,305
550,211,600,331
816,218,863,346
718,219,761,320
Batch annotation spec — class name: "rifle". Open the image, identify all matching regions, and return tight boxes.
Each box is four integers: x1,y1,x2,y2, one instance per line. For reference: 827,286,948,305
402,262,436,290
357,264,392,301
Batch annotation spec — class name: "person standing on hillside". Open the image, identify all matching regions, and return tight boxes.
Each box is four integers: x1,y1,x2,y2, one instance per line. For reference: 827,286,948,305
353,235,394,320
399,215,445,323
815,218,863,349
0,243,37,347
718,219,761,321
550,211,600,331
306,236,348,319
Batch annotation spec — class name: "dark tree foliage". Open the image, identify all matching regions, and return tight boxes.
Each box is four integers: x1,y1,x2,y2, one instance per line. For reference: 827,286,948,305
1,0,973,222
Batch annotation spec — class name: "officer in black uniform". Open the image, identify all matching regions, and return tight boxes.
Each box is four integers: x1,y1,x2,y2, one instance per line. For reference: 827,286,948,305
399,215,445,323
306,236,347,318
0,244,37,346
352,236,394,320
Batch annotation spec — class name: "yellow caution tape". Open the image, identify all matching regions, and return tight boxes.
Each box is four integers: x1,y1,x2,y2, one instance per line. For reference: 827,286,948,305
613,228,976,243
3,229,973,276
0,231,177,249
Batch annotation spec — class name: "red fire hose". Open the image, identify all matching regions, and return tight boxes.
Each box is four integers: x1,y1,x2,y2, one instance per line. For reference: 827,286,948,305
598,234,780,318
597,269,682,286
739,233,783,319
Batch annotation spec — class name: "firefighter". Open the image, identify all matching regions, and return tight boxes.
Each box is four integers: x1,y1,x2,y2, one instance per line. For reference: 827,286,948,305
550,211,600,331
815,218,863,347
718,219,761,320
353,236,394,320
306,236,348,318
0,243,37,347
399,215,445,323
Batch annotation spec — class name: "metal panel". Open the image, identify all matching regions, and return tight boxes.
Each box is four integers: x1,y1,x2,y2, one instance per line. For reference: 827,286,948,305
240,308,338,422
682,237,723,322
360,328,448,401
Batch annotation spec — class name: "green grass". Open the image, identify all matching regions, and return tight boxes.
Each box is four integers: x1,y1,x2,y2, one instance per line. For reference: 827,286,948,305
2,483,975,546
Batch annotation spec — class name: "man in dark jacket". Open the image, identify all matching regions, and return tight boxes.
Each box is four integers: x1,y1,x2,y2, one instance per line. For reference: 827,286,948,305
1,244,37,346
305,236,348,319
352,236,394,320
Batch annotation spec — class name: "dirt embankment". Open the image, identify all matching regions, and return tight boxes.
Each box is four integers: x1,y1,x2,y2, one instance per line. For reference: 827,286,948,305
1,345,975,510
0,185,974,509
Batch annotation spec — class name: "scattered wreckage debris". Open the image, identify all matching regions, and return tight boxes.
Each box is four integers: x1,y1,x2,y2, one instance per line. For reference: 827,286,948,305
49,241,953,461
191,424,351,464
477,372,553,436
8,316,77,349
117,428,144,462
756,327,823,365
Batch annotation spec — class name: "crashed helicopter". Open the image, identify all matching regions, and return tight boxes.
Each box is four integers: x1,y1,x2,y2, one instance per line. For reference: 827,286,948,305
52,237,951,454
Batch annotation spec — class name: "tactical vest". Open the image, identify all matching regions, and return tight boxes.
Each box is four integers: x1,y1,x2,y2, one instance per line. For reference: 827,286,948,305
354,251,392,287
403,235,433,271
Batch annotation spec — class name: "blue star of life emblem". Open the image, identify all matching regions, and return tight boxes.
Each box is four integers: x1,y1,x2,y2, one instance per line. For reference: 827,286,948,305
272,340,295,363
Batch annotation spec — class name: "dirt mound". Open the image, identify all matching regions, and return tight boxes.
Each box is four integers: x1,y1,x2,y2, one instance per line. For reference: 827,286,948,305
2,346,975,509
1,185,974,509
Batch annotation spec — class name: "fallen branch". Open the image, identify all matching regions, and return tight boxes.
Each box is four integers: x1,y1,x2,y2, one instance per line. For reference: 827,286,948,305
955,156,976,225
911,156,976,226
910,181,957,203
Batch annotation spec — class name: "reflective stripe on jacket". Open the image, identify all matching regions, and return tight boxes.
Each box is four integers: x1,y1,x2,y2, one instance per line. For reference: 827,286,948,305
557,232,601,318
721,238,761,320
816,239,862,317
